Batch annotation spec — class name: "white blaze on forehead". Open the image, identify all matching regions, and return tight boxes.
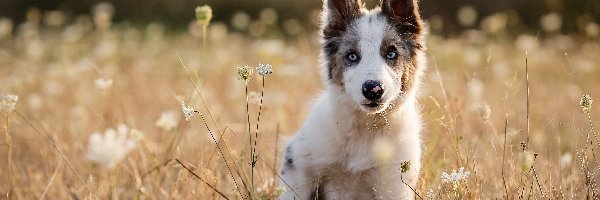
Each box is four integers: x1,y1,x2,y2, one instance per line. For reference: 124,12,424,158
355,13,387,63
341,12,406,113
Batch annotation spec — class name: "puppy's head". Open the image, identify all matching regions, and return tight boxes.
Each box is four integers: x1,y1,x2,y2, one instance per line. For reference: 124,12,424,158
321,0,426,114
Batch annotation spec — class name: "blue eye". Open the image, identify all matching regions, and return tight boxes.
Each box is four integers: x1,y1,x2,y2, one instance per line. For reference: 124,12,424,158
386,48,398,60
347,52,360,63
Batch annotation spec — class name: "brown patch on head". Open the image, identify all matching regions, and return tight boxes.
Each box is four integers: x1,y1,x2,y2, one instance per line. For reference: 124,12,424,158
322,0,364,88
325,31,360,88
378,0,425,93
323,0,363,39
378,23,423,93
400,61,418,92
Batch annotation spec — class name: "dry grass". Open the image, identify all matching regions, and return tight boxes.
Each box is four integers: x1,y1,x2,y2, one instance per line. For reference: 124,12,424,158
1,7,599,200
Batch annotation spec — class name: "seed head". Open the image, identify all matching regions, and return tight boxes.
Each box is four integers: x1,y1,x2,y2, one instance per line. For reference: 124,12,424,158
478,103,491,122
237,65,253,81
195,5,213,27
580,94,593,114
1,93,18,112
400,160,411,173
256,63,273,76
181,101,196,121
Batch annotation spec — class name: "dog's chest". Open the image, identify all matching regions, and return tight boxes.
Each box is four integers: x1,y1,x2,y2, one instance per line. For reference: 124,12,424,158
336,127,392,173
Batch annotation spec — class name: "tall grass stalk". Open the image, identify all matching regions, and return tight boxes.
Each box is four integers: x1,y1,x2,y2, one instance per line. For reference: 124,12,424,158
273,124,280,180
250,73,269,199
4,111,14,198
432,58,462,165
501,118,509,199
584,99,598,150
402,178,424,200
580,94,597,197
178,54,244,198
176,159,230,200
14,111,98,199
39,159,62,200
244,78,255,199
525,52,530,149
195,4,212,79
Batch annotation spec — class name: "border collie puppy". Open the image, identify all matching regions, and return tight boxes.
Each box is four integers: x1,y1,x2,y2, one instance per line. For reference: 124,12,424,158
279,0,426,199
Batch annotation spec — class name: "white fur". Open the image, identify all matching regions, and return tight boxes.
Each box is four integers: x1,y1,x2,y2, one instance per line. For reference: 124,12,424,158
344,12,405,114
279,3,425,200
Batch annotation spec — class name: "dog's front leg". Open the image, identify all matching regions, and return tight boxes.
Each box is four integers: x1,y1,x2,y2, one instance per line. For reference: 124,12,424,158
279,142,315,200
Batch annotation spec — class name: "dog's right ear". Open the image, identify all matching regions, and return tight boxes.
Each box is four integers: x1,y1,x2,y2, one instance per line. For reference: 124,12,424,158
322,0,362,38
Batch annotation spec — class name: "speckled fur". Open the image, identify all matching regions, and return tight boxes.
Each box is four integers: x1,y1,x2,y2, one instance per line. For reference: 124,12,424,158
279,0,426,199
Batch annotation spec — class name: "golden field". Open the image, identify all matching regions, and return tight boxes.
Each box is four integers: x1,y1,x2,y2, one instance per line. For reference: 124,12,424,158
1,4,600,199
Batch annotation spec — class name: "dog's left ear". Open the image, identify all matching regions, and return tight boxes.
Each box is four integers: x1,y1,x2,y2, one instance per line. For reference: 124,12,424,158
381,0,423,34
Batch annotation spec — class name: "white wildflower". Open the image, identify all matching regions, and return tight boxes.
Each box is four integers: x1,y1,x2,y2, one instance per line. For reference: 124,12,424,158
256,63,273,76
181,101,196,121
156,110,179,131
427,189,435,199
87,124,137,169
95,78,113,89
441,167,470,183
1,93,19,110
237,65,253,81
1,93,18,112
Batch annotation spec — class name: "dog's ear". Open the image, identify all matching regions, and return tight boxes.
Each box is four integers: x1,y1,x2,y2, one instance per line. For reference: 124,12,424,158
322,0,362,37
381,0,423,34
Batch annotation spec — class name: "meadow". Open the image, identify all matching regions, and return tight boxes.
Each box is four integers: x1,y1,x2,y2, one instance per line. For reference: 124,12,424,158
1,3,600,199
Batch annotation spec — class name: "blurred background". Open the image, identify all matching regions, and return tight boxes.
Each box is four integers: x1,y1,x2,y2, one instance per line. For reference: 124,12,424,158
0,0,599,199
1,0,599,37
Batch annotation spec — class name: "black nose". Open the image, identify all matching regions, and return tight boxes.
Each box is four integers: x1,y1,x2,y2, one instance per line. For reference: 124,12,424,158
362,80,384,100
